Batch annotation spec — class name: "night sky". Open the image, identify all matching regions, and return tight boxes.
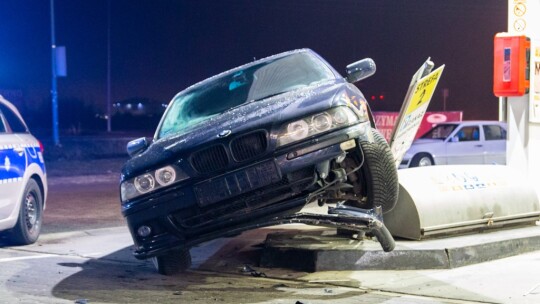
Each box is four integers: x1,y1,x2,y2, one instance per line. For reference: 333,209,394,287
0,0,507,127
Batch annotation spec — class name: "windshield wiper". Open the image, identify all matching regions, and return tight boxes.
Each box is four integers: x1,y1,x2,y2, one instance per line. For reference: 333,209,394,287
251,90,292,102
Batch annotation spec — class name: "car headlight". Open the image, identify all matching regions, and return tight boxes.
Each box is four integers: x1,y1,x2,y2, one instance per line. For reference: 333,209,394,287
121,165,188,202
277,106,359,147
287,120,310,141
134,173,155,193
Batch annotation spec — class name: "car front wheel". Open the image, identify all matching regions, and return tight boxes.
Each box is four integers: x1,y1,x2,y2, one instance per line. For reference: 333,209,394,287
152,248,192,275
342,129,399,214
7,179,43,245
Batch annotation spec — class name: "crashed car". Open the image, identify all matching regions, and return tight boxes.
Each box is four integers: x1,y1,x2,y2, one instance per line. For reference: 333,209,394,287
120,49,398,275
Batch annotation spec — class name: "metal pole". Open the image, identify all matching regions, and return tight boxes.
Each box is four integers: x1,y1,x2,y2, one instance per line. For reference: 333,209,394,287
442,88,449,112
443,95,447,111
499,97,507,122
50,0,60,145
106,0,112,132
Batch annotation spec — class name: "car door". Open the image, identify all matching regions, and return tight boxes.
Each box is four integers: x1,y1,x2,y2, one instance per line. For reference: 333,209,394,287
0,104,27,220
482,123,507,165
445,124,484,164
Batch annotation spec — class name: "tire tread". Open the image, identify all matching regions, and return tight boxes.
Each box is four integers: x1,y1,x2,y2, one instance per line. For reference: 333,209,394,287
359,129,399,213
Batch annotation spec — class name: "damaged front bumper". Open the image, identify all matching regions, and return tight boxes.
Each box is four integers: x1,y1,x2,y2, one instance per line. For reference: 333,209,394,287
275,205,395,252
132,199,395,259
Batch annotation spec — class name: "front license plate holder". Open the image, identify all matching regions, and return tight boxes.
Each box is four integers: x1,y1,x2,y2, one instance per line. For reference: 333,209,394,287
193,160,281,206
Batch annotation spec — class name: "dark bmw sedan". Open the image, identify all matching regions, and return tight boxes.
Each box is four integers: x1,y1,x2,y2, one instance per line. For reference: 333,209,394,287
120,49,398,275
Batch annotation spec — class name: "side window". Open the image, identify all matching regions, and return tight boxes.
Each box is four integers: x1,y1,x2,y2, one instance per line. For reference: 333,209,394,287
456,126,480,142
483,125,506,140
0,103,27,133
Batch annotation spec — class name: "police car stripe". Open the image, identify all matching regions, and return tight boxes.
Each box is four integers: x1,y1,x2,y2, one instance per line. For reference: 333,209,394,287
1,143,41,183
0,144,39,149
0,177,23,184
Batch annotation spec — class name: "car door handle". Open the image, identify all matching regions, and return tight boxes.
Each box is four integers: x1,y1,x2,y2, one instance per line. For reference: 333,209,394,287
474,144,483,148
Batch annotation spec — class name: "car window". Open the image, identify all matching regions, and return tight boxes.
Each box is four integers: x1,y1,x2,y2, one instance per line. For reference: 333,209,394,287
483,125,506,140
157,52,336,139
421,124,457,140
0,103,27,133
455,126,480,142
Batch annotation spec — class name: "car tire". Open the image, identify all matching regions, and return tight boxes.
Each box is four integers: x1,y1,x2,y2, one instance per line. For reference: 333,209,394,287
349,129,399,214
152,248,191,275
6,179,43,245
410,153,434,167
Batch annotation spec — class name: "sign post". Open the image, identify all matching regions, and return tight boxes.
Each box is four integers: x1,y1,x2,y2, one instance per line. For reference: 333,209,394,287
389,59,445,168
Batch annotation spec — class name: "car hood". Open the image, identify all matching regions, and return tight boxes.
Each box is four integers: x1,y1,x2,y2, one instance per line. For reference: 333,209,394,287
122,80,348,178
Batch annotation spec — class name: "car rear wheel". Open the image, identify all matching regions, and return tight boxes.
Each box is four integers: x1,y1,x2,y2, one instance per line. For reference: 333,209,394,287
6,179,43,245
410,153,434,167
152,248,191,275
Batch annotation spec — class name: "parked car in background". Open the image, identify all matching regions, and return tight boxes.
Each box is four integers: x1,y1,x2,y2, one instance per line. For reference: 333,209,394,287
0,95,47,245
120,49,398,275
399,120,507,169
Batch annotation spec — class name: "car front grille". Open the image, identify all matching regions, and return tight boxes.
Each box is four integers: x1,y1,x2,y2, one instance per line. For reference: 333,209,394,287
231,131,267,162
191,145,229,173
189,130,268,174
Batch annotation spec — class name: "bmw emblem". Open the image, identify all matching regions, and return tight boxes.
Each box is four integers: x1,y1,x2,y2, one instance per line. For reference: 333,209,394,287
218,130,232,138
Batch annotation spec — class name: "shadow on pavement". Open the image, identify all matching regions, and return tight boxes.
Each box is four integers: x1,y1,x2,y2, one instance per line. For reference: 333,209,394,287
49,243,357,304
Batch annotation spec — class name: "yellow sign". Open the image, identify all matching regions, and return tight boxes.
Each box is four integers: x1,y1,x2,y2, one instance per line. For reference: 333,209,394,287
406,66,444,115
390,62,445,168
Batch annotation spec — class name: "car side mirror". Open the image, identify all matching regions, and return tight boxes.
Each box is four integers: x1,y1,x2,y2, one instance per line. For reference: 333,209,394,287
127,137,149,157
450,136,459,143
345,58,376,83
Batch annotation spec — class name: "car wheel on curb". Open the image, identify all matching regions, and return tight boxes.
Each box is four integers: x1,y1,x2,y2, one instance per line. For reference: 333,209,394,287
357,128,399,213
152,248,192,275
6,179,43,245
410,153,434,167
337,129,398,237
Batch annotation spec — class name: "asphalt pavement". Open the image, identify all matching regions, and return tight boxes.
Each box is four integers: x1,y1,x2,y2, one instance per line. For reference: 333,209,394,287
28,221,540,304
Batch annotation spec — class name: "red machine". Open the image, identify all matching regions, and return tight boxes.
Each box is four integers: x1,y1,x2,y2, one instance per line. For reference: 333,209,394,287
493,33,530,97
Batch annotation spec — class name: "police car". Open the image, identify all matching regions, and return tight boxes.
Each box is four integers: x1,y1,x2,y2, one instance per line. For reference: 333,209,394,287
0,95,47,245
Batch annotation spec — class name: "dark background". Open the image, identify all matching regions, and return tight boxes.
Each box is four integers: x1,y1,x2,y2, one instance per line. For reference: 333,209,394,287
0,0,507,136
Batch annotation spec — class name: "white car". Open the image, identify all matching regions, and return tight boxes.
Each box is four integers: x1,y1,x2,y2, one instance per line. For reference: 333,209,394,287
0,95,47,245
399,121,507,169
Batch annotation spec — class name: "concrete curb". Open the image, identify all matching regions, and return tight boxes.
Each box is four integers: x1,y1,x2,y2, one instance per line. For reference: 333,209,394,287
260,224,540,272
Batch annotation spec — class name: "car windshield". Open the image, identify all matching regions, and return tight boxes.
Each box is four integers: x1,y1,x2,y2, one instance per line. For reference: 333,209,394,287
421,124,458,140
157,52,336,139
